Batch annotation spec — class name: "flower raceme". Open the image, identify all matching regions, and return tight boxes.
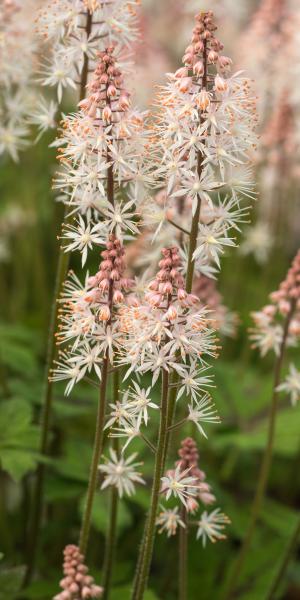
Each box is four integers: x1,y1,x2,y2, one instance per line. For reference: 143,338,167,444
55,47,149,265
118,246,220,386
250,249,300,358
51,235,134,394
143,10,257,276
54,545,103,599
158,438,230,545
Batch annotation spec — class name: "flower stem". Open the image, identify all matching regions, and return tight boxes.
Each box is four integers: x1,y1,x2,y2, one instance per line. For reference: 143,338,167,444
79,355,109,555
179,507,188,600
223,302,296,600
266,517,300,600
101,371,120,600
131,370,169,600
23,10,93,587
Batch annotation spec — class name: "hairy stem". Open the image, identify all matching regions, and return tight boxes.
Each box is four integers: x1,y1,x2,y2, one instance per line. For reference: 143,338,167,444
223,302,296,600
79,356,109,555
131,370,169,600
101,371,120,600
179,507,188,600
23,12,93,586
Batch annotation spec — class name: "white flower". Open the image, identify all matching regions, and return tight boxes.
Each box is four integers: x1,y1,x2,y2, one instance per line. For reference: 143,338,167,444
0,122,30,162
28,97,57,140
176,362,214,401
50,351,85,395
99,449,145,497
240,222,273,264
61,216,104,265
41,56,77,102
156,506,186,537
193,223,236,269
250,323,283,357
277,364,300,406
161,464,201,508
110,416,141,452
102,200,139,239
187,394,221,438
123,381,158,426
196,508,230,546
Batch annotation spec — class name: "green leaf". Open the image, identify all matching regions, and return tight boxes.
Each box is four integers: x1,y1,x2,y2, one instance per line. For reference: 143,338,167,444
0,399,40,481
110,587,159,600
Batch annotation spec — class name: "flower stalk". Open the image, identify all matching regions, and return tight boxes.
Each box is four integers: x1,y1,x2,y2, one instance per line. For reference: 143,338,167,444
24,9,93,586
223,299,296,600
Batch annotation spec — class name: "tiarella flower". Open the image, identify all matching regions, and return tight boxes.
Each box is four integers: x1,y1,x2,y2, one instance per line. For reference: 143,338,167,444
176,361,214,402
123,381,158,426
61,217,104,266
28,97,58,141
110,416,141,453
193,222,236,269
277,364,300,406
196,508,230,546
156,506,186,537
187,394,221,438
51,235,134,393
250,250,300,357
161,464,202,508
240,222,273,265
99,449,145,498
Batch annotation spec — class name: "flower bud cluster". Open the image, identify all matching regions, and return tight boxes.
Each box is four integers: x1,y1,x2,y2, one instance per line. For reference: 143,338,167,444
79,47,131,124
193,274,238,337
54,544,103,599
250,250,300,357
176,437,216,510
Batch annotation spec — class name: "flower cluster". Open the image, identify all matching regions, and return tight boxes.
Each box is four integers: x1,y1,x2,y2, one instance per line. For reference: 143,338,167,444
36,0,140,104
250,250,300,405
0,0,40,161
55,46,149,265
142,10,257,275
157,438,230,545
51,235,134,394
54,544,103,599
193,273,238,337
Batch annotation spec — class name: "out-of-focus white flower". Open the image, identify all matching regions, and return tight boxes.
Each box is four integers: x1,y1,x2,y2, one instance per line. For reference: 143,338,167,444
99,449,145,497
0,123,30,162
277,364,300,406
240,222,273,264
28,97,58,140
156,506,186,537
196,508,230,546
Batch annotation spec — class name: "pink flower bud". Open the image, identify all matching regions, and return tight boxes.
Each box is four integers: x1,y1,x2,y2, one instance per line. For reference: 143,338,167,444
193,60,204,76
99,306,111,321
178,77,192,93
215,74,227,92
174,67,188,79
102,105,112,122
107,84,117,97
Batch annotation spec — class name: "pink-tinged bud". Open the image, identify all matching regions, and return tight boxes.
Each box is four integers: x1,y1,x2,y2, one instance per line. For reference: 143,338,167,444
186,497,199,514
113,290,124,303
208,50,218,63
82,587,92,598
69,583,79,593
194,40,204,53
166,305,178,320
100,73,108,84
87,276,98,287
99,279,109,292
146,292,162,307
178,288,187,301
107,84,117,97
119,95,130,110
200,492,216,505
193,60,204,76
102,105,112,122
203,29,211,39
163,281,173,294
99,305,111,321
78,98,89,110
110,269,120,281
218,55,232,68
182,53,193,66
214,74,227,92
196,89,211,111
178,77,192,93
175,67,188,79
148,279,159,291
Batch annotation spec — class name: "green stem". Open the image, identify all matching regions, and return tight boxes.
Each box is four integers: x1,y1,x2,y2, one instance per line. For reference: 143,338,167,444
79,356,109,555
179,507,188,600
23,10,93,587
223,302,296,600
131,370,169,600
267,517,300,600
